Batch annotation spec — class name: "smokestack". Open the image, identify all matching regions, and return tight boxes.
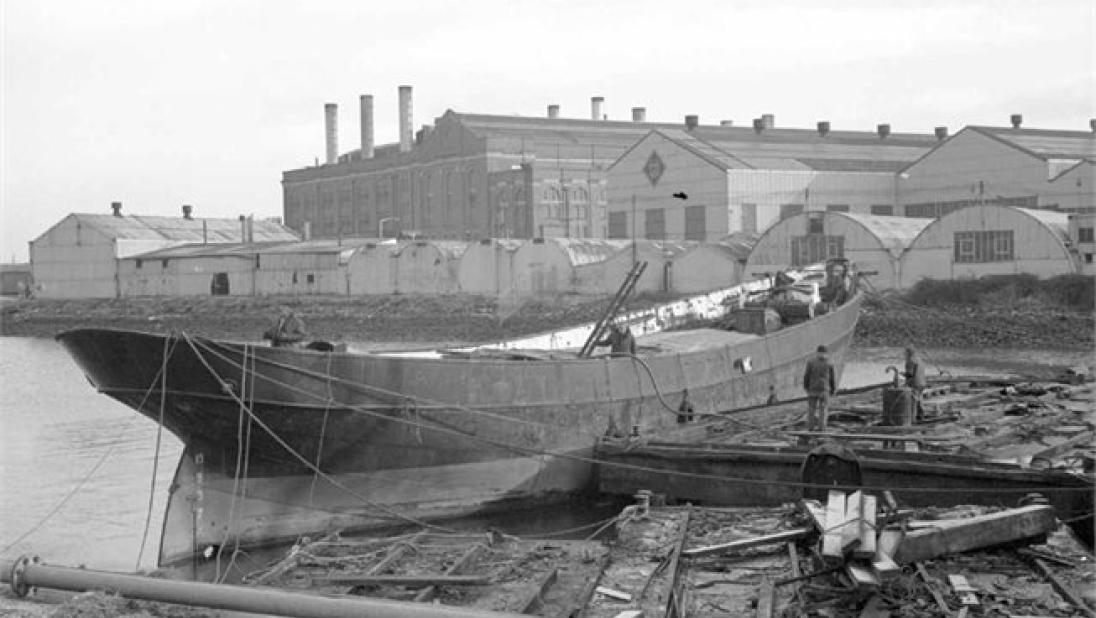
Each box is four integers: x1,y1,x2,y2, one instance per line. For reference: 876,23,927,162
239,215,247,242
752,118,764,134
247,215,254,244
302,221,312,241
590,96,604,121
934,126,949,141
1090,119,1096,133
877,123,891,139
1010,113,1022,129
761,114,774,129
684,115,699,131
324,103,338,164
632,107,646,122
398,85,413,153
548,104,560,119
817,121,830,136
111,201,122,217
360,94,374,159
182,204,193,220
719,120,734,126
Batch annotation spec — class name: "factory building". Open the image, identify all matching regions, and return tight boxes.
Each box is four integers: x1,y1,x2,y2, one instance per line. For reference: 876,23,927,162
606,121,937,242
746,212,931,290
0,263,32,296
901,205,1079,287
1068,212,1096,275
898,119,1096,217
30,204,298,298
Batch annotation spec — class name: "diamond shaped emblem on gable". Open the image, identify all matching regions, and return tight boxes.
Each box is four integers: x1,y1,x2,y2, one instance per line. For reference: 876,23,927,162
644,151,665,186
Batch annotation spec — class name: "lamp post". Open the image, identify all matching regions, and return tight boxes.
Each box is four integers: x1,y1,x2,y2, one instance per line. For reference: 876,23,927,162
379,217,399,240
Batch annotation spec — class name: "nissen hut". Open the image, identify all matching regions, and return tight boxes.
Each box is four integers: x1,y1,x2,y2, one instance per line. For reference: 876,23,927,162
745,212,930,290
346,241,405,295
511,238,627,296
901,205,1079,287
253,239,369,296
672,232,759,293
457,239,523,295
577,240,694,295
394,241,468,294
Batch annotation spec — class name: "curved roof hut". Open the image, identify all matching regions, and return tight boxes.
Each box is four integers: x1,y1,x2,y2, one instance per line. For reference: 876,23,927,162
346,241,405,295
901,205,1077,287
673,232,759,294
575,240,695,295
458,239,524,295
510,238,626,296
393,240,469,294
746,212,930,289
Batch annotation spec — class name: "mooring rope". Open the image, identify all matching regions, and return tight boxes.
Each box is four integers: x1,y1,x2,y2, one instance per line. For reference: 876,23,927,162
134,334,175,570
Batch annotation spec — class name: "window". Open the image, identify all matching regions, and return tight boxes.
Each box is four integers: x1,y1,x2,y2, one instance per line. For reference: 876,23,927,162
825,204,849,213
807,213,824,234
161,259,169,268
954,230,1014,263
871,204,894,216
741,203,757,233
684,205,706,240
780,203,803,220
1079,227,1095,243
1085,253,1093,264
306,273,315,284
136,259,143,269
791,235,844,266
644,208,665,240
608,212,628,239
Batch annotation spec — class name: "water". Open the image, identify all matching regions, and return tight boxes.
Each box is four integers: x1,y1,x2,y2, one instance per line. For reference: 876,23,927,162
0,337,1090,574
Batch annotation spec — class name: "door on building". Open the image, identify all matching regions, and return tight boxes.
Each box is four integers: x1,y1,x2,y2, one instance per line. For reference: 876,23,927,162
210,273,230,296
741,204,757,234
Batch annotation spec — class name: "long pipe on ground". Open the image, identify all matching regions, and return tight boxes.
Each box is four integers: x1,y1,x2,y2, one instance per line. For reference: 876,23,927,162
1,556,526,618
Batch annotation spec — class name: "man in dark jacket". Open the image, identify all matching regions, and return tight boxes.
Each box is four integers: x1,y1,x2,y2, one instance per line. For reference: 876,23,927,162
803,345,836,432
597,324,636,357
266,305,307,347
903,346,927,421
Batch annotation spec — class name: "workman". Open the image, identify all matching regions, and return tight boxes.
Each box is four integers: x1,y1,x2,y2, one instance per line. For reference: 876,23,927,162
802,345,836,433
596,323,636,357
903,346,927,421
265,305,307,347
677,389,695,423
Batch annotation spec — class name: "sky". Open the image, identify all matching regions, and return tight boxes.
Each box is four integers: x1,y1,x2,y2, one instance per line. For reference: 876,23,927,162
1,0,1093,262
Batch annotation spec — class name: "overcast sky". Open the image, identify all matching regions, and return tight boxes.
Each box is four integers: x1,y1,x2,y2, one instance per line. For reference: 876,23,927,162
1,0,1093,262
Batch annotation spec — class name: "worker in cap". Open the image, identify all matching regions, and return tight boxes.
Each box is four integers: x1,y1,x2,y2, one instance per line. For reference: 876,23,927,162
802,344,836,433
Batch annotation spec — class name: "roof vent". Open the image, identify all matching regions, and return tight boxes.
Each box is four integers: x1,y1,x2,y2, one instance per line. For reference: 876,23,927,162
685,115,699,131
877,123,891,139
1010,113,1022,129
934,126,948,141
547,104,560,119
632,107,646,122
752,118,764,134
111,201,122,217
817,121,830,137
182,204,193,220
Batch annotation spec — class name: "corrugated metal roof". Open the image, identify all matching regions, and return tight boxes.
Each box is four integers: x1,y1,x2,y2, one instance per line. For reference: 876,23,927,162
734,156,810,170
794,158,909,172
551,238,631,266
1015,207,1070,242
716,232,762,259
72,214,298,243
835,213,933,257
654,129,752,170
969,126,1096,160
647,239,696,257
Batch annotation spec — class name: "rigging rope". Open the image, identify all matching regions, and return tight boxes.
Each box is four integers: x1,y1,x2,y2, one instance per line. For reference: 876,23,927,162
135,335,175,570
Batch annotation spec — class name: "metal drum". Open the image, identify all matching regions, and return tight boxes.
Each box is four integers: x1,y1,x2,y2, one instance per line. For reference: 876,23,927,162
882,386,914,426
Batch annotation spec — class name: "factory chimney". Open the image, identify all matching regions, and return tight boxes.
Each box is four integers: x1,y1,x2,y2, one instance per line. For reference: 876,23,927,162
302,221,312,241
182,204,193,220
398,85,413,153
324,103,338,164
111,201,123,217
935,126,949,141
752,118,764,134
239,215,247,242
360,94,374,159
761,114,775,129
547,104,560,119
1010,114,1023,129
817,121,830,137
591,96,604,121
1090,119,1096,133
632,107,646,122
877,123,891,139
684,115,699,131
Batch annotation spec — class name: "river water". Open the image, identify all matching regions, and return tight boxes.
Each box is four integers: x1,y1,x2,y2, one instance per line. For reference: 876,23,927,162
0,336,1090,574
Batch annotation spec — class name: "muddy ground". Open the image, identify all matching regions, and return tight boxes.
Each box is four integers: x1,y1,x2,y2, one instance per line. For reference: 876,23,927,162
1,293,1091,350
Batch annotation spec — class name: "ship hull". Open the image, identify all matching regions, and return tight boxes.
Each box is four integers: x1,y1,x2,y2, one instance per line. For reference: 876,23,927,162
57,287,861,566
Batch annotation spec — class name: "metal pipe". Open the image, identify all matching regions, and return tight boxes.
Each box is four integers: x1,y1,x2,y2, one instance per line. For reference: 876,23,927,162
1,556,526,618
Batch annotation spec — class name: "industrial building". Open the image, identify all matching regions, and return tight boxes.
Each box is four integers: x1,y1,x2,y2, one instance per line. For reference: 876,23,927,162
606,123,936,242
30,204,298,299
0,263,32,296
746,212,931,290
1068,212,1095,275
898,118,1096,217
901,205,1079,287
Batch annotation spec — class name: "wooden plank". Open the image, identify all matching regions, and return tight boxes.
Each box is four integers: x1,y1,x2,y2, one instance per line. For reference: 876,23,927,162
800,499,827,531
876,528,903,558
822,491,848,559
871,528,903,582
682,528,810,558
857,495,878,560
310,574,489,586
415,543,486,603
1026,556,1096,618
786,541,803,602
948,574,979,607
516,566,558,614
756,574,775,618
596,586,632,602
842,490,863,554
894,505,1057,564
914,562,951,616
858,595,890,618
844,563,879,591
785,430,963,442
1028,430,1094,463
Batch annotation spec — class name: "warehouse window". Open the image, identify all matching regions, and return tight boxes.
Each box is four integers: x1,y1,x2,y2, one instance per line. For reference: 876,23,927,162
644,208,665,240
780,204,803,220
1079,227,1094,243
807,213,824,234
136,259,143,269
608,212,628,239
791,235,844,266
741,204,757,233
871,204,894,215
161,259,169,269
1086,254,1093,264
684,205,706,240
825,204,849,213
954,230,1015,263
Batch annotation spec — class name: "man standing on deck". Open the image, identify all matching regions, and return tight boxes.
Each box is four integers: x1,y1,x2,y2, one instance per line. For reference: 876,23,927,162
903,346,927,421
803,345,836,433
266,305,307,347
